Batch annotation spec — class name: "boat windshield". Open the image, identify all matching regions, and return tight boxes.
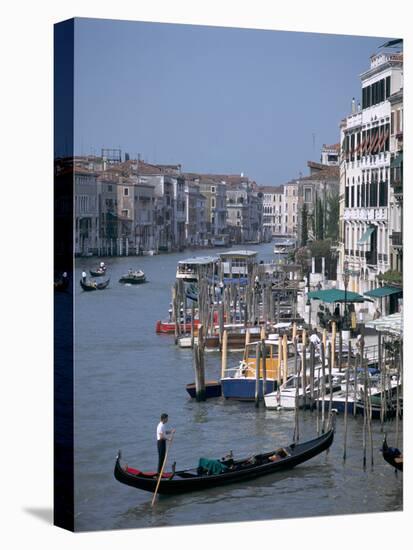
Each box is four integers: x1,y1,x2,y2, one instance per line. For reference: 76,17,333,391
284,377,302,389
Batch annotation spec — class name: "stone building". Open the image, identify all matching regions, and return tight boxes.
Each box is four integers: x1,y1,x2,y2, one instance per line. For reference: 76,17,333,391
338,49,403,301
388,87,403,275
74,168,100,255
184,178,207,246
198,177,227,244
296,160,340,245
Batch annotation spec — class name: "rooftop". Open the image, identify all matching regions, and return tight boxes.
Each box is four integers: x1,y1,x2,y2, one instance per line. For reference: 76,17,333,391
218,250,258,258
178,256,219,265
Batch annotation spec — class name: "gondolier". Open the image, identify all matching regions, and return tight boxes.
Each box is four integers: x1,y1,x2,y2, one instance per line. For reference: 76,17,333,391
156,414,175,474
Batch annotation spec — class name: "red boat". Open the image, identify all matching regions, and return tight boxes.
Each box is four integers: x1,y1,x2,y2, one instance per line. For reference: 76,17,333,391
155,319,200,334
156,311,219,334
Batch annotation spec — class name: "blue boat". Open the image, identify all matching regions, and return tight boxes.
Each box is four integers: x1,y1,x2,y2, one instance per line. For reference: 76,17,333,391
221,377,276,400
221,339,280,401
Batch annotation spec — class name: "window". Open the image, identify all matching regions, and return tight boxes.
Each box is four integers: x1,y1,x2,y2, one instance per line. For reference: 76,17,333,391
211,186,216,193
379,180,388,207
122,209,129,217
304,188,312,203
211,198,215,209
108,185,112,192
124,187,129,196
386,76,391,98
396,110,400,133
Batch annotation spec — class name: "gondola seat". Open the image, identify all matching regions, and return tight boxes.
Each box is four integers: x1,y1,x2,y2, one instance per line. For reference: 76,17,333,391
125,466,173,478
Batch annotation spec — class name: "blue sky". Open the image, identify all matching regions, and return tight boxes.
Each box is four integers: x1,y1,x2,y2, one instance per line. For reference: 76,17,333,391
72,18,394,184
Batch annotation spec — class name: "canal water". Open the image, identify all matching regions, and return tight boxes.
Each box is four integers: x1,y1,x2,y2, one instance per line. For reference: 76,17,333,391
71,242,402,532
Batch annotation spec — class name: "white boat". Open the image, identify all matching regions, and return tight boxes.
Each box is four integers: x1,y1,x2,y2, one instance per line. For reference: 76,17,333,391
176,256,219,282
178,336,198,348
264,369,346,410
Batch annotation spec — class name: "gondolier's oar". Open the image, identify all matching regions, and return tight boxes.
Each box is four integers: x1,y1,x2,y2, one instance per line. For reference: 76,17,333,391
151,432,175,507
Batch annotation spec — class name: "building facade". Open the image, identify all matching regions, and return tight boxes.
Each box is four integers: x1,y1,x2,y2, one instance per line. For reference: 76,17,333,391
338,50,403,302
388,88,403,274
74,169,100,255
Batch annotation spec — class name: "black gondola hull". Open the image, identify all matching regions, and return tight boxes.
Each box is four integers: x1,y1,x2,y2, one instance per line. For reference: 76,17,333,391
80,279,110,291
114,429,334,495
382,438,403,471
119,276,146,284
90,269,106,277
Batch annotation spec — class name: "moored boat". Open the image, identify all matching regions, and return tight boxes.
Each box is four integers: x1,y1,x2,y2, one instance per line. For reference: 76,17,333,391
186,381,222,398
205,325,261,351
178,336,198,348
114,423,335,495
156,319,200,334
264,369,346,410
381,435,403,471
221,339,282,400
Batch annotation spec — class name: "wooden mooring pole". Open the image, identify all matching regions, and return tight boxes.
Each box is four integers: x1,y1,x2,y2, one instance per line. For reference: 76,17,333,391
343,340,351,460
309,341,315,411
221,329,228,379
293,336,300,443
193,325,206,401
395,339,402,449
254,342,261,408
320,341,326,432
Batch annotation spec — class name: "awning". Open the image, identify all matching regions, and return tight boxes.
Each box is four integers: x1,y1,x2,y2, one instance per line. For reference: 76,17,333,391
358,226,375,245
307,289,366,303
366,312,403,337
364,286,403,298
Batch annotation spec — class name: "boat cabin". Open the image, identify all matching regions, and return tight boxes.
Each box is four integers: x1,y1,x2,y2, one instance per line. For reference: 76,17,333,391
176,256,219,282
218,250,258,283
221,338,293,400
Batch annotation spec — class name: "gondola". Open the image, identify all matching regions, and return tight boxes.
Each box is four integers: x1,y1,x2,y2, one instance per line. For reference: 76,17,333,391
114,425,334,495
381,435,403,472
119,270,146,284
90,267,107,277
80,278,110,291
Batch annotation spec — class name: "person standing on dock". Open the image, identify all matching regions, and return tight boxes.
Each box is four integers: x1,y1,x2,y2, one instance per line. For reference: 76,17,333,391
309,329,321,353
156,413,175,474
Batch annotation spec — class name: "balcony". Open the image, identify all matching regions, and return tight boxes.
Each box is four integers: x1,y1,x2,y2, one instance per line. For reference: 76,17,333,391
344,207,388,222
391,231,402,248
